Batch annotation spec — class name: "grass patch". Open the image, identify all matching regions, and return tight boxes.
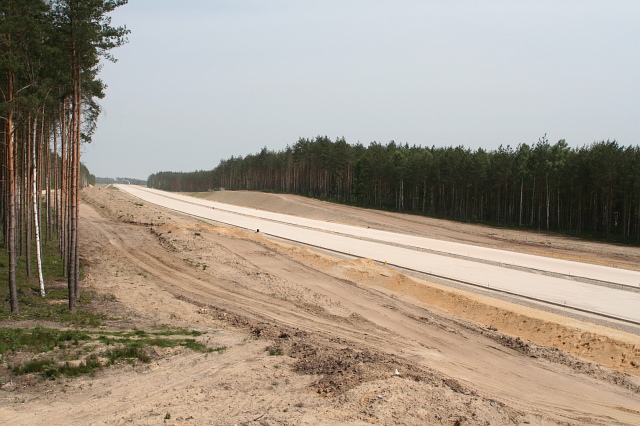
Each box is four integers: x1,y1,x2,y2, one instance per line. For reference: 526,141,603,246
12,356,103,379
3,326,215,381
151,328,202,337
97,334,212,353
0,326,90,354
104,346,151,364
0,221,217,384
268,348,284,356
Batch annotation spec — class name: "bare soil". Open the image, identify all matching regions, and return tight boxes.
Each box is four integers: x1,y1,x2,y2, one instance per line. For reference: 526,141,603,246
2,187,640,425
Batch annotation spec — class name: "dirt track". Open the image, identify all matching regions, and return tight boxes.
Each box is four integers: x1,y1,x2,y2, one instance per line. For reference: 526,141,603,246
2,187,640,425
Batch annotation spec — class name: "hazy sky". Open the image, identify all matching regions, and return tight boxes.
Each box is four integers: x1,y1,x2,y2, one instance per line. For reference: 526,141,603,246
83,1,640,180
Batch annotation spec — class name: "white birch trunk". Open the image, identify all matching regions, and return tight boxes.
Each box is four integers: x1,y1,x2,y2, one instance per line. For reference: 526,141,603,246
33,119,46,297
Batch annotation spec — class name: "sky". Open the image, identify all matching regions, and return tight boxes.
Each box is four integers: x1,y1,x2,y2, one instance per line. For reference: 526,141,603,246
83,0,640,180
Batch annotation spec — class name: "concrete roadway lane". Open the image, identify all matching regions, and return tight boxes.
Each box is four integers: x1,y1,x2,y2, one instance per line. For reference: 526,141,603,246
116,185,640,324
121,186,639,288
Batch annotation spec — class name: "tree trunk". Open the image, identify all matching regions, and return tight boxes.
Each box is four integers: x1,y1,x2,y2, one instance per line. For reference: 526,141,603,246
519,180,523,227
546,176,550,231
68,90,77,310
74,81,81,300
32,115,46,297
557,187,560,230
530,177,535,226
26,117,32,277
53,120,59,240
60,102,67,268
69,61,82,304
6,70,19,314
45,115,52,244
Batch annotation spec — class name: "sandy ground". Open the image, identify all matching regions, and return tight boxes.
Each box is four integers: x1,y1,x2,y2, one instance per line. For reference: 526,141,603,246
2,187,640,425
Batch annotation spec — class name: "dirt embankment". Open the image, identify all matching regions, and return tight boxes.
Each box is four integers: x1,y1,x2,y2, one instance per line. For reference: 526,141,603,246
199,190,640,376
2,186,639,426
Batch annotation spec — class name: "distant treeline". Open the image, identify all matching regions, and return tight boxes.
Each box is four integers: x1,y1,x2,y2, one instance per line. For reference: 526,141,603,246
81,163,96,187
96,177,146,186
147,136,640,244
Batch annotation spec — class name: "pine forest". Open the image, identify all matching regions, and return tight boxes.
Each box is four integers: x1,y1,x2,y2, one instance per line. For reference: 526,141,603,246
1,0,128,313
148,135,640,245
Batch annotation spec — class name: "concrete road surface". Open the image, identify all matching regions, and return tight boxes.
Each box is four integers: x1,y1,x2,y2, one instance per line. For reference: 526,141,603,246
115,185,640,324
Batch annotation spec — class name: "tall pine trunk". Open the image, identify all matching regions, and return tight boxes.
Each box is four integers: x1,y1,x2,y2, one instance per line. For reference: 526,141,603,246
68,81,78,311
68,60,82,307
546,176,550,231
6,70,19,313
519,180,524,227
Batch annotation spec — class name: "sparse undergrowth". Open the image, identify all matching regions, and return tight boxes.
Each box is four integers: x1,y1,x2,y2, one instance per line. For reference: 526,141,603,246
0,326,224,382
0,233,224,385
0,235,103,326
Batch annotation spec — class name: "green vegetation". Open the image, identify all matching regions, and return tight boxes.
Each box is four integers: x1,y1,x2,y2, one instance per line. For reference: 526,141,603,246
96,331,212,353
148,136,640,244
11,356,103,379
0,1,221,386
0,237,219,383
1,0,129,315
0,327,90,354
1,326,221,380
0,237,103,325
268,347,284,356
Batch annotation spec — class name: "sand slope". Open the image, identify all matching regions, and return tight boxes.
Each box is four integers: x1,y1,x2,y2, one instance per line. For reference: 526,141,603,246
1,187,639,425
